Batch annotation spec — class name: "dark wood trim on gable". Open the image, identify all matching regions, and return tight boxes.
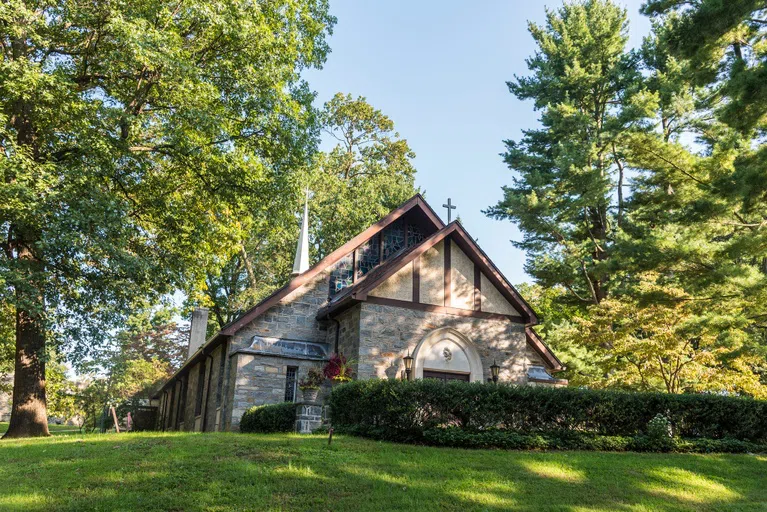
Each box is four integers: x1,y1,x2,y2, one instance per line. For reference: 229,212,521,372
448,225,538,323
526,327,565,371
413,255,420,303
444,237,451,307
474,265,481,311
348,222,538,324
366,296,526,323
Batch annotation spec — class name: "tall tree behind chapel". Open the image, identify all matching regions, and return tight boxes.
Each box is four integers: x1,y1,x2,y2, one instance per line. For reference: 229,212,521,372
201,94,418,329
485,0,644,306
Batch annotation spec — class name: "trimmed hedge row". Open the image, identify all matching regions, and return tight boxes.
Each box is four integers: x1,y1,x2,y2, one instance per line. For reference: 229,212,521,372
328,379,767,443
421,428,766,454
240,402,296,433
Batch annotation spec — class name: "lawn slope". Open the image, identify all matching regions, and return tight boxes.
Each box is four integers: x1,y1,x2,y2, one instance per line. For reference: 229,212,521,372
0,431,765,511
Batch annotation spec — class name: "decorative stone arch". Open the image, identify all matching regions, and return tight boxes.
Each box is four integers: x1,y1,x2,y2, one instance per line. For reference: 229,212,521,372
412,327,484,382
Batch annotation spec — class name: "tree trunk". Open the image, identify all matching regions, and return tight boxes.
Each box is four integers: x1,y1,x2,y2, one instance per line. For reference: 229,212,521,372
4,33,49,438
3,273,49,438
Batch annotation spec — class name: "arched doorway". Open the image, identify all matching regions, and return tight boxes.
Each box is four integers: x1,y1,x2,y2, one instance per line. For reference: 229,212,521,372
412,327,483,382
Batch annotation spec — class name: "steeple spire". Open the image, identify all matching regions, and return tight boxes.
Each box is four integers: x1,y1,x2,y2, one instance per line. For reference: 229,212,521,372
291,190,310,276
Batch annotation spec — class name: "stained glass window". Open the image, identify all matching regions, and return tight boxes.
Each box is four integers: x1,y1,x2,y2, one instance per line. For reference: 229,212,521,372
329,254,354,295
357,235,380,278
383,221,406,260
406,223,424,247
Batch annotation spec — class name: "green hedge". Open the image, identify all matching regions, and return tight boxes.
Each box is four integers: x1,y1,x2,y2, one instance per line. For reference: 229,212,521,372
240,402,296,433
419,427,766,454
328,380,767,446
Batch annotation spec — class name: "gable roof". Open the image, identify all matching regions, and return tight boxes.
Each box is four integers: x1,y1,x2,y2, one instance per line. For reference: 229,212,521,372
317,221,538,324
219,193,443,336
154,194,443,397
315,220,568,372
526,327,565,372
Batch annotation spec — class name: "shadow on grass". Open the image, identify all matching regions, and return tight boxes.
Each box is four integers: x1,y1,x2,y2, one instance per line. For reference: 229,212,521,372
0,432,765,511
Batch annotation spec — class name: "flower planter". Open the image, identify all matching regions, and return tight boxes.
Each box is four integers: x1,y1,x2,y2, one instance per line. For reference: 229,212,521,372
301,387,320,403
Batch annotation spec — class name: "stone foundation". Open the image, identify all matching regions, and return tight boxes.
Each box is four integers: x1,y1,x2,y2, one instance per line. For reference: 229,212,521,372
295,403,324,433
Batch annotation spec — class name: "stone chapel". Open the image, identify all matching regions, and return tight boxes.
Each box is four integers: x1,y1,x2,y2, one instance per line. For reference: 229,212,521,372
154,194,566,432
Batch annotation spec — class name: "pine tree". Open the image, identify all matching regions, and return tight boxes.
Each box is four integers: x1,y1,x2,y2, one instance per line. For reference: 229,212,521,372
485,0,645,305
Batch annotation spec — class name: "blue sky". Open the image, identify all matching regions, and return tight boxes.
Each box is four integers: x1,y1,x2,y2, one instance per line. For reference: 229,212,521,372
304,0,651,285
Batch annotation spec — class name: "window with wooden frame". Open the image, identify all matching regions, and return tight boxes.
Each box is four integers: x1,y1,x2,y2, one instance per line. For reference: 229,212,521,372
284,366,298,402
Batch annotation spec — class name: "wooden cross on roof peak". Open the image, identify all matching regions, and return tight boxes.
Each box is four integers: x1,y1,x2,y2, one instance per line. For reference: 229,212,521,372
442,198,457,223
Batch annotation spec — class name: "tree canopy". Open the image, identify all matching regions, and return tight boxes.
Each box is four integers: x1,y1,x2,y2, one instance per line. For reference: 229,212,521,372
0,0,334,437
200,93,418,329
492,0,767,397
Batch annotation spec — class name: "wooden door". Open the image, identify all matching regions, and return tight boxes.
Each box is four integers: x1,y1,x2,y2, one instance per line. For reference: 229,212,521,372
422,370,471,382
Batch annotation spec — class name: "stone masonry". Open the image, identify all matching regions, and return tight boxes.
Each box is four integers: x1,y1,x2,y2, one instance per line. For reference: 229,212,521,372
154,196,566,434
357,303,529,383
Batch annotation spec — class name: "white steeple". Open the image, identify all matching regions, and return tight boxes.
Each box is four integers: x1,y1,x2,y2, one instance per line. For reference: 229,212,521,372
291,190,310,276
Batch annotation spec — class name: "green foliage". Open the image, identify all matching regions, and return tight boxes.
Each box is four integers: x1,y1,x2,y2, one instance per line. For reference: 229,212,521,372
199,93,418,329
422,427,766,454
239,402,297,433
491,0,767,397
74,307,186,431
298,367,324,390
308,93,418,259
45,362,78,422
0,303,12,392
486,0,644,305
329,379,767,445
0,0,335,431
565,275,767,396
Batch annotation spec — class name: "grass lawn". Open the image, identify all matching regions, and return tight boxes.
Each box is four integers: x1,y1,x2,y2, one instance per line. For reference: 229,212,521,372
0,431,765,511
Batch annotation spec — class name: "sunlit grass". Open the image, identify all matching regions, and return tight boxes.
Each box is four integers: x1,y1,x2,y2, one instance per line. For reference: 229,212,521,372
0,431,765,511
520,459,588,483
642,467,741,504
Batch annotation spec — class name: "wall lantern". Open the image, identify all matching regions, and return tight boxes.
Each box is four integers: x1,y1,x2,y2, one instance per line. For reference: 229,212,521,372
403,351,414,381
490,360,500,383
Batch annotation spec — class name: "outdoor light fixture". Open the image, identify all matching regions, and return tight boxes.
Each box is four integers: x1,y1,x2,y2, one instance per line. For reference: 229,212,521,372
403,351,414,380
490,360,500,383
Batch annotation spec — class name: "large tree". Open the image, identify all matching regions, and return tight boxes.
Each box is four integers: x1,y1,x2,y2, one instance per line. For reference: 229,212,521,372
0,0,334,438
492,0,766,395
636,0,767,337
201,93,418,328
485,0,645,305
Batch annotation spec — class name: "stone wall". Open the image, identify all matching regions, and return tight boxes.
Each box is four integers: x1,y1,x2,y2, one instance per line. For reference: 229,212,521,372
329,304,361,373
201,342,226,431
182,360,202,431
228,352,325,430
223,348,239,431
357,303,531,384
223,271,334,430
229,271,332,352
